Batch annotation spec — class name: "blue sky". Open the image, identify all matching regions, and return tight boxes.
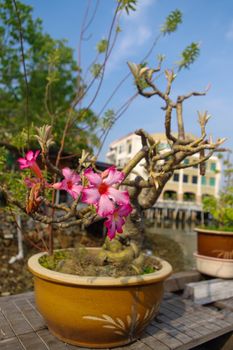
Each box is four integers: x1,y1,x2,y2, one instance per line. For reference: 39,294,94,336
24,0,233,160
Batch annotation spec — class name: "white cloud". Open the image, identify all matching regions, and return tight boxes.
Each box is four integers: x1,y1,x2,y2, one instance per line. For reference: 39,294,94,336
226,21,233,40
117,25,152,52
107,0,155,72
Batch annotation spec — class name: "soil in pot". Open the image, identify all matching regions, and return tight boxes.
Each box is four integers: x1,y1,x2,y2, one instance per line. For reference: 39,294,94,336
39,244,162,277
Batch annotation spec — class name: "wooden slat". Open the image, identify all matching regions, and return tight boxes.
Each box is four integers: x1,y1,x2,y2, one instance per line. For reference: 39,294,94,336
0,337,24,350
116,340,152,350
0,300,33,335
153,318,192,344
146,323,183,349
19,332,48,350
66,345,99,350
184,279,233,305
215,297,233,312
155,313,202,340
140,331,170,350
0,311,15,340
36,329,68,349
14,298,45,331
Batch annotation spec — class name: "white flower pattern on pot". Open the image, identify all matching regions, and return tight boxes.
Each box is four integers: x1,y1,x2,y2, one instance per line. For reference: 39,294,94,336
83,302,160,337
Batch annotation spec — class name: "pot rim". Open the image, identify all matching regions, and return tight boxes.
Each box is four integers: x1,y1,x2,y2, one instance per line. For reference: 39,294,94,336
194,227,233,236
194,252,233,262
28,248,172,287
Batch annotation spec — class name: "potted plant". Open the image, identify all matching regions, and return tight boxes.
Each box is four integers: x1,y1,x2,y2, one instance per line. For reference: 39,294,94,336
0,2,225,348
15,143,173,348
194,154,233,278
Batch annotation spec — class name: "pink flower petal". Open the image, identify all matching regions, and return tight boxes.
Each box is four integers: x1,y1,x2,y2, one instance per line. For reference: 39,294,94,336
68,184,83,199
84,168,102,186
26,150,34,161
97,194,114,217
104,219,116,240
62,167,73,180
108,188,130,205
82,187,100,204
52,182,62,190
104,167,124,186
70,173,81,184
60,179,70,191
19,163,28,169
34,150,40,160
17,158,27,165
31,162,43,178
118,203,133,217
115,216,125,233
17,150,40,171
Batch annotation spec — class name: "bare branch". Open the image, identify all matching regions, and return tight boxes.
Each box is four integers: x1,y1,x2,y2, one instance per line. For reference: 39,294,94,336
122,146,149,180
176,99,185,140
171,150,215,170
45,156,62,177
139,172,173,209
43,200,70,213
165,105,177,143
135,129,156,147
123,178,153,188
12,0,30,144
176,85,210,103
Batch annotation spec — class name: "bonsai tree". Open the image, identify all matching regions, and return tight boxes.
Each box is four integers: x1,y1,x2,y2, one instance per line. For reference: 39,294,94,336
202,153,233,231
0,64,226,276
0,0,226,275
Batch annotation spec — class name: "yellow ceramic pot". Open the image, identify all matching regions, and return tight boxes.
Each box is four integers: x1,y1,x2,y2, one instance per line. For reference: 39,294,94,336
28,248,172,348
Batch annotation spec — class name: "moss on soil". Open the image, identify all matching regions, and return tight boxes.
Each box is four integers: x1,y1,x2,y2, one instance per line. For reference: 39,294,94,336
39,245,162,277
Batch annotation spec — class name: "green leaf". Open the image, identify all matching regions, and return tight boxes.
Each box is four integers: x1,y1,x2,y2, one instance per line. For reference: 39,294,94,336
90,63,102,78
177,42,200,70
97,39,108,54
118,0,137,14
161,9,182,35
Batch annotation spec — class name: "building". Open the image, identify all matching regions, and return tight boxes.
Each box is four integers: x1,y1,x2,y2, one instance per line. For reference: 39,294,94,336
106,132,221,205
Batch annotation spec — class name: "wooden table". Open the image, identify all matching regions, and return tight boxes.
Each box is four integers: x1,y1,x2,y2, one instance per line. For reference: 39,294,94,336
1,291,233,350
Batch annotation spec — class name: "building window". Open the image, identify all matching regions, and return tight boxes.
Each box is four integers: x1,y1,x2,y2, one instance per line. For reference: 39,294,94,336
118,145,124,154
173,173,179,182
210,177,216,186
210,162,216,171
184,159,189,165
127,141,132,154
183,175,188,183
163,191,177,200
192,176,198,184
201,176,206,185
183,192,196,202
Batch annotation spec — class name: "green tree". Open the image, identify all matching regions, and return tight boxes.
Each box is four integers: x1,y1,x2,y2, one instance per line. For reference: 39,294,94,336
0,0,99,153
203,154,233,229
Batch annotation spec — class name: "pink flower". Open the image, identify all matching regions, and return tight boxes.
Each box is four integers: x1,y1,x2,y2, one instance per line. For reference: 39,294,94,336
17,150,42,178
104,204,133,240
82,167,130,217
52,167,83,200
